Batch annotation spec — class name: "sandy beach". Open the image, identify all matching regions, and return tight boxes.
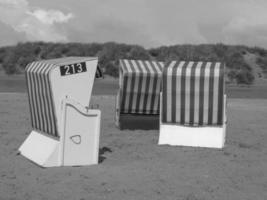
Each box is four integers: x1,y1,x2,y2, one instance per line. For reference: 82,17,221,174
0,93,266,200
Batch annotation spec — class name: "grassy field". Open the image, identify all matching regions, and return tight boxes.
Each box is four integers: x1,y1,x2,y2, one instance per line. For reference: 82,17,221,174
0,75,118,95
0,93,267,200
1,75,267,98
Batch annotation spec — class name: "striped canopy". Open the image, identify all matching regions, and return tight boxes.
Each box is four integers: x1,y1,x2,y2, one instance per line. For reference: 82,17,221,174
162,61,224,126
25,57,100,138
119,59,164,115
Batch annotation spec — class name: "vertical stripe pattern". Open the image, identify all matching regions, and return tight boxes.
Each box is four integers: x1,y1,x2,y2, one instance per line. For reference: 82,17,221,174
162,61,224,126
119,59,164,115
26,61,58,137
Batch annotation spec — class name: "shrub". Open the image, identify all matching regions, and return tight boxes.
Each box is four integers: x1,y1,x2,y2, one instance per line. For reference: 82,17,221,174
227,70,237,83
0,41,263,83
127,46,151,60
236,70,255,85
104,61,119,77
256,57,267,70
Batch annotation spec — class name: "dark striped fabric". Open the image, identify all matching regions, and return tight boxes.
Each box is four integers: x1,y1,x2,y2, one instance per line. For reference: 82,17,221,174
25,61,58,137
119,59,164,114
25,57,100,137
95,66,103,78
162,61,224,126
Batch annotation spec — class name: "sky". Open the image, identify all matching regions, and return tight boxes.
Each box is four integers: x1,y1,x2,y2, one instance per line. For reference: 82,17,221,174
1,0,267,48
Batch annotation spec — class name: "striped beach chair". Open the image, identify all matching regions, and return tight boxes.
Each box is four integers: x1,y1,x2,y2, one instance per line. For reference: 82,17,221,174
19,57,102,167
115,59,164,130
159,61,227,148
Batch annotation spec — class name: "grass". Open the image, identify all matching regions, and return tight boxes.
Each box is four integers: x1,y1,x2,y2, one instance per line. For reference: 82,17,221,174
0,75,118,95
1,75,267,98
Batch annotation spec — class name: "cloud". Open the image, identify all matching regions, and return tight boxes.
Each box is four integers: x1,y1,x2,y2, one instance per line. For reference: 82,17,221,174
0,21,26,46
2,0,267,48
221,0,267,47
0,0,73,43
64,0,208,47
0,0,28,7
28,9,73,25
67,18,157,47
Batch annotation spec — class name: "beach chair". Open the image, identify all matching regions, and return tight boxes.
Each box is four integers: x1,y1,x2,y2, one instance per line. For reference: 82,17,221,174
159,61,226,148
115,59,164,130
19,57,102,167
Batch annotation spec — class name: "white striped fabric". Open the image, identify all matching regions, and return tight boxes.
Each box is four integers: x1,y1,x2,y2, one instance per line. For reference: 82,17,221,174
25,61,58,137
119,59,164,115
162,61,224,126
25,57,101,137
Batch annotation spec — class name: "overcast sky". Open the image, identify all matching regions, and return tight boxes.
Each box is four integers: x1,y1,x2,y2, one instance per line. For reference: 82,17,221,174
0,0,267,48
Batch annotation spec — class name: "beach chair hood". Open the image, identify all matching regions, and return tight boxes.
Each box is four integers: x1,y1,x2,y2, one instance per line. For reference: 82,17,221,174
162,61,225,126
119,59,164,115
25,57,100,137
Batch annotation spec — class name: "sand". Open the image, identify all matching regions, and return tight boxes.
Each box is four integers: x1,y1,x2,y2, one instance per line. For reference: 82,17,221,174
0,93,267,200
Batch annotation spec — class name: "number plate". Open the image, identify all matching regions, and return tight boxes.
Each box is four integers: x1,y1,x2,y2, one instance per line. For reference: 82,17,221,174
60,62,87,76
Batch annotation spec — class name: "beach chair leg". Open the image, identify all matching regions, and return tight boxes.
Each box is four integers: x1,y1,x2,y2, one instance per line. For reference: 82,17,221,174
115,91,121,129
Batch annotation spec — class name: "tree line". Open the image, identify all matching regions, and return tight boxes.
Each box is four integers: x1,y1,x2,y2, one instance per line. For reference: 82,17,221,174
1,42,266,84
